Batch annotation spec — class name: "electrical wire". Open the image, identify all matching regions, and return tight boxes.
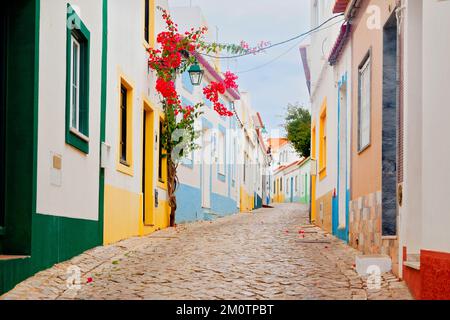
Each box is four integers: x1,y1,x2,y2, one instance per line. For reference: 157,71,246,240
235,18,344,74
236,41,302,74
199,13,344,60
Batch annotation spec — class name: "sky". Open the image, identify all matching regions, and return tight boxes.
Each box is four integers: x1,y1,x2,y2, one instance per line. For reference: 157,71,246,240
168,0,311,136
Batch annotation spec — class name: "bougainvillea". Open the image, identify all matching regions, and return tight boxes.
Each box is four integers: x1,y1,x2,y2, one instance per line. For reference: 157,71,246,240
203,72,239,116
147,7,270,226
147,7,241,226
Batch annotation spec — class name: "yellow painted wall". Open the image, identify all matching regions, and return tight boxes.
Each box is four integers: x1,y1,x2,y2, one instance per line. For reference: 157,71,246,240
311,121,317,223
273,192,285,204
104,185,140,244
104,184,170,245
240,186,254,212
103,1,172,246
272,177,285,203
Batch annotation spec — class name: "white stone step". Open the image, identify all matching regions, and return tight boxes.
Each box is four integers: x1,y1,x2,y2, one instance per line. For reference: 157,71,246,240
404,253,421,270
355,254,392,276
404,260,421,270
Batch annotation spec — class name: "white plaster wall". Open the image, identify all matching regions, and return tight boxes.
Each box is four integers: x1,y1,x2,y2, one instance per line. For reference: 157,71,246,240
284,167,301,199
308,0,341,199
421,0,450,253
104,0,169,202
402,0,423,256
36,0,103,221
333,41,352,228
299,160,311,201
237,92,259,196
255,140,267,199
310,61,339,199
176,71,238,200
277,143,301,166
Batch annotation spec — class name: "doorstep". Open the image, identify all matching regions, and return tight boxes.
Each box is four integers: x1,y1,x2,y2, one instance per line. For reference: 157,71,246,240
404,253,421,271
355,254,392,276
0,255,30,261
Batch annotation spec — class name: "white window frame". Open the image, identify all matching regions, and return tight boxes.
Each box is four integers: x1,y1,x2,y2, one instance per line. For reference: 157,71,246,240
358,53,371,152
218,130,225,176
70,36,81,131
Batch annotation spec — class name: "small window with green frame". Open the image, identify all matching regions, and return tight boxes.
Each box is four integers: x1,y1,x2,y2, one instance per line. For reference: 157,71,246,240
66,4,90,154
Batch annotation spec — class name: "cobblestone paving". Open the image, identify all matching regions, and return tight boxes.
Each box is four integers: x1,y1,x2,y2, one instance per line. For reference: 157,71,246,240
1,203,413,300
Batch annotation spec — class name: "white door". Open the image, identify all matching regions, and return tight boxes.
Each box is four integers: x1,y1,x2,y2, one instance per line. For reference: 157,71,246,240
202,128,211,208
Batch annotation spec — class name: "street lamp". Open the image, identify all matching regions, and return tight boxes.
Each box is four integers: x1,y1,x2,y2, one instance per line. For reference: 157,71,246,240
188,62,204,86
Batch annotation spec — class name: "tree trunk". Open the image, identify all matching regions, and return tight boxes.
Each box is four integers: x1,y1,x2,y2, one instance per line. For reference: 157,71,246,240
167,158,178,227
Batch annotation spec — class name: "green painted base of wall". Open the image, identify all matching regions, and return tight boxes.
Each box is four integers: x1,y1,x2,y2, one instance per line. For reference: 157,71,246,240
1,0,107,296
0,213,100,294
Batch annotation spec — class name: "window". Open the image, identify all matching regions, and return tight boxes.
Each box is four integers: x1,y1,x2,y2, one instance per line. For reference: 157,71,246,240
280,178,283,192
295,176,298,192
358,53,371,151
300,175,304,195
66,5,90,153
120,85,128,163
218,128,226,177
144,0,150,43
182,71,194,94
319,102,327,179
179,97,194,167
158,119,164,182
311,121,317,159
143,0,154,46
117,77,134,175
70,38,80,130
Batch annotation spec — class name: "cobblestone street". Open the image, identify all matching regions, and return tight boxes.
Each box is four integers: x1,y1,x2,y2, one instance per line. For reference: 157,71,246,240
1,204,412,300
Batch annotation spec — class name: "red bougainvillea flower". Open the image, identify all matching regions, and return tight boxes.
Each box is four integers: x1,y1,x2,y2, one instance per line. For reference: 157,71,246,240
156,78,177,100
87,277,93,284
148,8,238,119
224,71,238,90
202,71,239,117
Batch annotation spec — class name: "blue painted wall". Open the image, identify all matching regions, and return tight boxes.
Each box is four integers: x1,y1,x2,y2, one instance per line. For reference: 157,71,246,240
332,190,349,242
176,183,238,223
175,183,203,223
211,192,237,216
284,196,301,203
333,73,349,243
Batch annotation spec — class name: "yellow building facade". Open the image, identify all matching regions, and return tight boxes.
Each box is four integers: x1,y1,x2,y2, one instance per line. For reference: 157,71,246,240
103,0,170,244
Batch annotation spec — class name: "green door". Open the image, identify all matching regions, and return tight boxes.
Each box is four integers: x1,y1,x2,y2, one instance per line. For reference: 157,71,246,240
0,0,38,255
0,2,6,239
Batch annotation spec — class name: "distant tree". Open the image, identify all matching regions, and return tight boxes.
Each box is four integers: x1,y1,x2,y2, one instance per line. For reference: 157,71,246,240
284,103,311,158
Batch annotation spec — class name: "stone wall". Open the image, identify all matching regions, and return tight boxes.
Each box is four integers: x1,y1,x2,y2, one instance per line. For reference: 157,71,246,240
349,191,399,276
315,191,333,233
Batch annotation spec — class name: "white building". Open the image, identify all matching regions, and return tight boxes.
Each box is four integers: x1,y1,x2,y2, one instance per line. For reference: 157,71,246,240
401,0,450,300
267,138,302,203
170,6,269,218
300,0,353,242
235,92,269,212
0,0,107,294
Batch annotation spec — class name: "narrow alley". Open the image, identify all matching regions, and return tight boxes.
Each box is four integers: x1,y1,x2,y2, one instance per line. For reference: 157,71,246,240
1,204,412,300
